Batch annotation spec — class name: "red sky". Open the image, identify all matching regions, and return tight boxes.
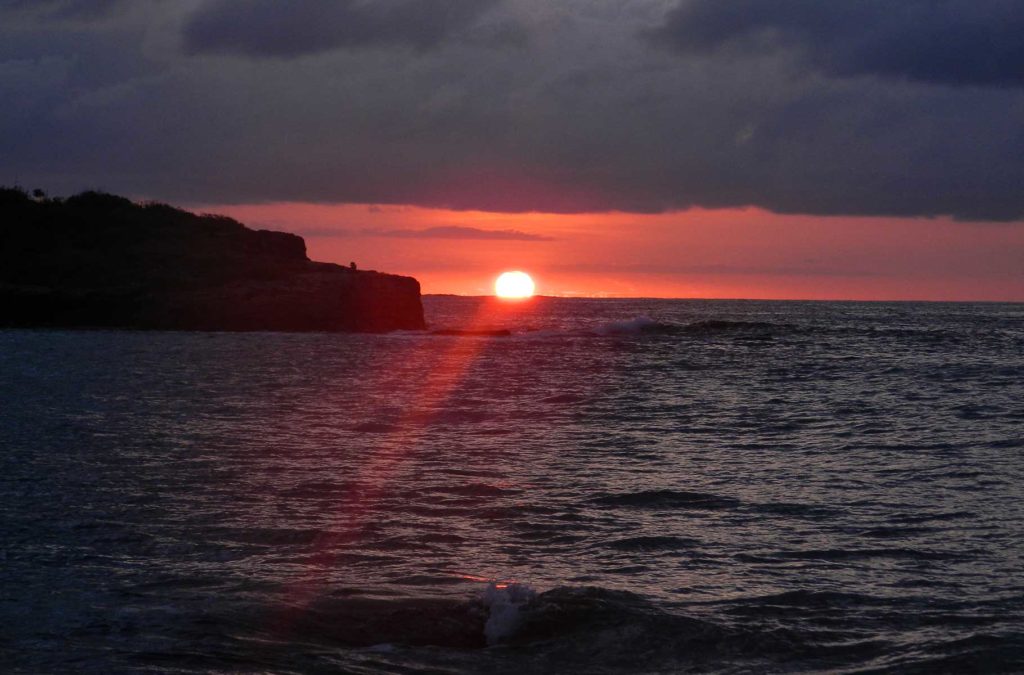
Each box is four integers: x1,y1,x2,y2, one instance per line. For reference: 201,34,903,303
196,202,1024,301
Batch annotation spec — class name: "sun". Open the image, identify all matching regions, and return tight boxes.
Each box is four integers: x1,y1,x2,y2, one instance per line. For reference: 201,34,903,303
495,271,536,299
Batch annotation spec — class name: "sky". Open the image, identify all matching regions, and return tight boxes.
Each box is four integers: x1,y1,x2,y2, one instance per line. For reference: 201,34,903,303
2,0,1023,299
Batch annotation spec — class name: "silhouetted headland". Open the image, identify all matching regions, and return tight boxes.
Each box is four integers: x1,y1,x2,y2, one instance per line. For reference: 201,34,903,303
0,188,425,332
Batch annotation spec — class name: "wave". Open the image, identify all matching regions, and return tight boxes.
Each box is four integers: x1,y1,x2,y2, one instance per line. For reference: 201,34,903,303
590,489,741,510
586,317,799,338
274,583,723,652
474,585,869,670
423,316,804,340
350,421,399,433
145,583,1022,672
540,393,585,404
681,319,793,334
421,316,991,348
603,535,701,551
496,586,720,647
284,594,489,649
747,501,845,518
723,589,888,610
734,547,970,564
591,316,678,336
430,328,512,337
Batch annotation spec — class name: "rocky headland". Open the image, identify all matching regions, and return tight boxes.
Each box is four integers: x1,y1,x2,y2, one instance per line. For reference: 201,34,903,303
0,188,425,332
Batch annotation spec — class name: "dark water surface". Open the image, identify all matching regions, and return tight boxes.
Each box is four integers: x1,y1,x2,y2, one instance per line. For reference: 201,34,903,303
2,298,1024,673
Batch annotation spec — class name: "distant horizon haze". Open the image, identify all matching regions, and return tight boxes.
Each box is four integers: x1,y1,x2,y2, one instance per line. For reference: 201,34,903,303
192,200,1024,302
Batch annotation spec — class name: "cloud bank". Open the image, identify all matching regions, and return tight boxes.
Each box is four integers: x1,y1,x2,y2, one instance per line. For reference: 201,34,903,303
296,225,553,241
363,225,554,241
1,0,1023,220
0,0,126,21
650,0,1024,88
183,0,501,58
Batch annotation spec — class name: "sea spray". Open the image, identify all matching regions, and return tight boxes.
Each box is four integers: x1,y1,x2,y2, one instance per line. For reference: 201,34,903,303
481,582,537,645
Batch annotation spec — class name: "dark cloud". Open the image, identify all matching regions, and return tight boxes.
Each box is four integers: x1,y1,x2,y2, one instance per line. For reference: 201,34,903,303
0,0,126,21
650,0,1024,88
550,261,874,278
2,1,1024,221
183,0,500,58
296,226,552,241
363,226,554,241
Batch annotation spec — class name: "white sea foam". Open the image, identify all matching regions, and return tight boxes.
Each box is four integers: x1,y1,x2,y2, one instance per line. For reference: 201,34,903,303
481,582,537,645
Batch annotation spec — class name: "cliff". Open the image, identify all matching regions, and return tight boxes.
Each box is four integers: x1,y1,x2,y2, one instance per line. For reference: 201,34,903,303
0,188,425,332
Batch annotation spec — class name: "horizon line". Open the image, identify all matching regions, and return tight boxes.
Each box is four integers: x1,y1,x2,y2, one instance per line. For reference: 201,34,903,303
423,294,1024,304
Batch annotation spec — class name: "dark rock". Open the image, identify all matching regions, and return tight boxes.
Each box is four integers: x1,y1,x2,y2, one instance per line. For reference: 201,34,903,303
0,187,425,332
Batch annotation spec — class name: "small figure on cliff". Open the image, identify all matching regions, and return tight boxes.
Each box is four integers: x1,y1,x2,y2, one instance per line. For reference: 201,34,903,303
350,262,357,270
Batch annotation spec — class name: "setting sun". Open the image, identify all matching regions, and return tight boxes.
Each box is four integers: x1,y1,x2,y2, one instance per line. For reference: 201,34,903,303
495,271,536,298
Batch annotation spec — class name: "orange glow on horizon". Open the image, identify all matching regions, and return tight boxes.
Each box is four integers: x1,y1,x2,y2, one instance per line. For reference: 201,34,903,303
191,201,1024,302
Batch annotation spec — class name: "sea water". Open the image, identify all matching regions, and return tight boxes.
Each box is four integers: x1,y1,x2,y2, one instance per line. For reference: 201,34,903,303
2,297,1023,672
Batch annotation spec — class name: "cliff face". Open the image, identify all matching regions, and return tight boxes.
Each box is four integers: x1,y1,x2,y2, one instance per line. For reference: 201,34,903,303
0,189,425,332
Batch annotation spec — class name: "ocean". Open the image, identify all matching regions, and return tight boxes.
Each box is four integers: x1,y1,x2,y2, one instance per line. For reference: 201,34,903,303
2,297,1023,673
